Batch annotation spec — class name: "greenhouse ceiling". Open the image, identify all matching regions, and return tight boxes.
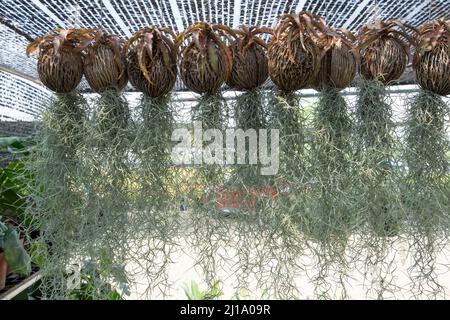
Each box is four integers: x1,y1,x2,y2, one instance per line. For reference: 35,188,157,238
0,0,449,92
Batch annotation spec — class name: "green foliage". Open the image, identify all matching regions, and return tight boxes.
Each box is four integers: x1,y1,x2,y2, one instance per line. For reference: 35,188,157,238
0,136,35,221
0,136,37,275
0,220,31,276
0,136,33,151
68,260,128,300
29,240,47,268
232,287,271,300
0,162,26,219
182,280,223,300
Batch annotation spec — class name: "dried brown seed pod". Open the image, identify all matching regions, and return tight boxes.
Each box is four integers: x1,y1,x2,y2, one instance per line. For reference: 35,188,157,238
313,28,358,91
357,20,416,85
226,25,273,91
126,27,178,97
268,11,326,92
26,28,94,93
83,30,128,93
413,19,450,96
177,23,235,94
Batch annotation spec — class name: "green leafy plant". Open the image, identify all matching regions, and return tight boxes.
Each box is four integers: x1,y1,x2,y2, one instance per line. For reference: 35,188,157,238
1,136,41,272
0,220,31,276
0,137,33,218
0,136,38,226
232,287,271,300
68,258,129,300
182,280,223,300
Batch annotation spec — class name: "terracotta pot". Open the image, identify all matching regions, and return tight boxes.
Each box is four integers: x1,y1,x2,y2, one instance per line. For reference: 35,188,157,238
0,251,6,290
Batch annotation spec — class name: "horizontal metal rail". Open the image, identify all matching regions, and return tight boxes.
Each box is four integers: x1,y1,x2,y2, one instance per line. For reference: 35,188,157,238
0,65,42,86
0,65,429,100
0,270,42,300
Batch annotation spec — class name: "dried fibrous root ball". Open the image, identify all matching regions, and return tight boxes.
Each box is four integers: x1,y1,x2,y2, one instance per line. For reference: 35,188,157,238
83,29,128,93
177,22,236,94
226,25,273,91
357,19,416,85
126,27,178,98
413,19,450,96
268,11,326,92
313,28,358,91
26,28,94,93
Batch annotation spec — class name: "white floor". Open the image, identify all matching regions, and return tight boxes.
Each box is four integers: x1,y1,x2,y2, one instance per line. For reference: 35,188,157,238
123,234,450,300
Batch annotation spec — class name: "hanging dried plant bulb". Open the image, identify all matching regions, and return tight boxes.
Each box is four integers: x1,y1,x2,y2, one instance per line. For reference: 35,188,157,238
177,23,235,94
26,28,94,93
83,30,128,92
313,28,358,90
126,27,178,97
357,20,416,85
226,25,273,90
268,11,326,92
413,19,450,96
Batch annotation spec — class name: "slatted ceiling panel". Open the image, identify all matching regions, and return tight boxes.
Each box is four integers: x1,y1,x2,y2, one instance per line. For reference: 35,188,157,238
161,1,182,32
0,25,38,78
222,0,233,26
61,1,109,33
55,1,124,36
142,2,160,27
140,0,159,27
0,1,58,38
110,0,147,35
345,3,379,30
260,1,281,28
308,0,328,16
247,0,259,25
180,1,198,26
378,0,421,21
258,0,293,27
417,1,450,25
0,71,52,122
199,0,208,22
326,1,359,27
221,0,232,26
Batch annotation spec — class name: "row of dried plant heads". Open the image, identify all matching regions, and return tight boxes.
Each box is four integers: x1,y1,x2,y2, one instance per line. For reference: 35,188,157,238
26,28,131,93
25,17,448,95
